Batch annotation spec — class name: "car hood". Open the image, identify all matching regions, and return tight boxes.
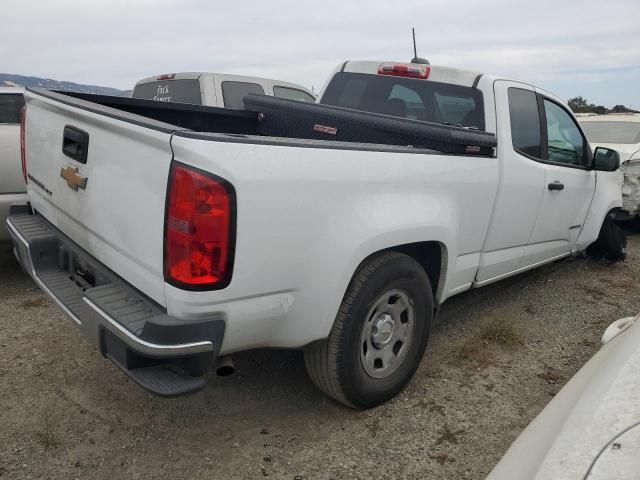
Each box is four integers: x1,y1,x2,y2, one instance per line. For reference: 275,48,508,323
586,422,640,479
487,314,640,480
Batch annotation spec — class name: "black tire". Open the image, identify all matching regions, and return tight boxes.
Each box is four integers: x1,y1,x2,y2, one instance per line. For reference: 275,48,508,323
587,212,627,261
304,252,433,409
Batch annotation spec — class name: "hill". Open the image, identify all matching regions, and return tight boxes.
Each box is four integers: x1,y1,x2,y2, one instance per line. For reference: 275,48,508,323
0,73,122,96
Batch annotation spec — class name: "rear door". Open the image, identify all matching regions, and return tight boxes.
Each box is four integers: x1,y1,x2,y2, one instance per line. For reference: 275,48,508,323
522,95,596,263
23,90,176,305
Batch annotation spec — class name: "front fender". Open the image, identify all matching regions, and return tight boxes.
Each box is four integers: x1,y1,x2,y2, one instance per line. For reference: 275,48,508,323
575,170,623,251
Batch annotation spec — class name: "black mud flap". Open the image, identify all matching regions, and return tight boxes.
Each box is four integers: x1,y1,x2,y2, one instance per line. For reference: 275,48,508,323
587,212,627,261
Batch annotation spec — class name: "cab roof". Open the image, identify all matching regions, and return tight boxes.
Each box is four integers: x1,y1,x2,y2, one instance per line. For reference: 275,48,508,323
342,60,483,87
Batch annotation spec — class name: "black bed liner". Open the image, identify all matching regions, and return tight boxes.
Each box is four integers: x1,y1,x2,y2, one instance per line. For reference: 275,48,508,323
243,94,497,156
52,90,258,135
44,89,496,156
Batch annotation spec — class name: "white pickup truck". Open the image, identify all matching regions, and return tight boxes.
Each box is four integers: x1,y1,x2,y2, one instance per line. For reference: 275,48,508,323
8,60,624,408
0,87,27,241
132,72,315,108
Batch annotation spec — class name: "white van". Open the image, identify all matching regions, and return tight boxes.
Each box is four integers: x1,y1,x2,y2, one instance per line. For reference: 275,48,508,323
132,72,315,108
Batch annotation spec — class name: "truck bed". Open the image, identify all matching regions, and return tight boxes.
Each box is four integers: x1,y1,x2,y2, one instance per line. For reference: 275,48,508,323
48,89,259,135
45,89,497,155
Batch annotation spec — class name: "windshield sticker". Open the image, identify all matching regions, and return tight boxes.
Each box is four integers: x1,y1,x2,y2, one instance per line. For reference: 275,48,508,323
153,84,172,102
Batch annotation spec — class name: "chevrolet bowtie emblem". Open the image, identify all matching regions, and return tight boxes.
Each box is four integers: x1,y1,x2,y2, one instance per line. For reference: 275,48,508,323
60,165,88,191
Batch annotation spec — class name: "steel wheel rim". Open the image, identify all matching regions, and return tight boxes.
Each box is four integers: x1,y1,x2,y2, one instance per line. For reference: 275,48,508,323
359,289,415,379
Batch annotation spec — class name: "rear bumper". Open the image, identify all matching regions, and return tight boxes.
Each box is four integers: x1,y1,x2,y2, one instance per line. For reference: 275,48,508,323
0,192,28,241
7,207,225,396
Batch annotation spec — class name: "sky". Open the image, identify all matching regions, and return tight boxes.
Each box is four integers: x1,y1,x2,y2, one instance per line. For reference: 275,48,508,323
2,0,639,108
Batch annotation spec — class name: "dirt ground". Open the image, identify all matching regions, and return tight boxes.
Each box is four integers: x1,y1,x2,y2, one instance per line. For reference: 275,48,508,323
1,235,639,480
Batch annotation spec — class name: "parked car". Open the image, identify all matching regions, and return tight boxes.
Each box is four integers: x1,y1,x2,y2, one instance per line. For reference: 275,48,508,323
0,87,26,241
488,312,640,479
132,72,315,108
579,114,640,220
8,60,623,408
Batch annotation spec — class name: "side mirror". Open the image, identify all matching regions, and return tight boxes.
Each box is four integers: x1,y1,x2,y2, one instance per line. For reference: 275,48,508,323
593,147,620,172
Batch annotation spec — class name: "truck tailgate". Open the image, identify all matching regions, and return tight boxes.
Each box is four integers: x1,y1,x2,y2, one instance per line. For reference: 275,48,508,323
23,89,177,306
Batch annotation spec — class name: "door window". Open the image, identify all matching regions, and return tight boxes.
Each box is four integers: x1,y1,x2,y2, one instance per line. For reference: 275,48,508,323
508,88,542,158
273,86,315,103
221,82,265,109
543,100,587,167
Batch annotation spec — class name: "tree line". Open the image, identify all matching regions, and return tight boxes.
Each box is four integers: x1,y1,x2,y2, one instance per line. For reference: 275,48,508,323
568,97,638,114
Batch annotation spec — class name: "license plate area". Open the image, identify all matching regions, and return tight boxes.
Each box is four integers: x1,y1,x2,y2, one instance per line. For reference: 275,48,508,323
57,243,110,291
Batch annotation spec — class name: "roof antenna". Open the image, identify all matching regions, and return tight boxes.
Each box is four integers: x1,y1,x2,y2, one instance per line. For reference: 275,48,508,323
411,28,430,65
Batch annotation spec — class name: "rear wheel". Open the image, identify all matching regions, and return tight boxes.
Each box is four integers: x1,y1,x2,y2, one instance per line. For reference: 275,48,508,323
304,252,432,409
587,212,627,261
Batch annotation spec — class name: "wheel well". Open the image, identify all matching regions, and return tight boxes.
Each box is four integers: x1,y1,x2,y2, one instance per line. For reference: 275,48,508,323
387,241,445,299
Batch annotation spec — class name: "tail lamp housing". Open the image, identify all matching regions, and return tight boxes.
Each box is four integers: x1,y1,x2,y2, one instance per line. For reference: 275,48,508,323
164,162,236,290
378,63,430,79
20,106,27,183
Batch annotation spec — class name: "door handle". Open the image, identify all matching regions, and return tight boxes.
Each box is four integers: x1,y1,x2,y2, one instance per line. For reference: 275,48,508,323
548,182,564,191
62,125,89,164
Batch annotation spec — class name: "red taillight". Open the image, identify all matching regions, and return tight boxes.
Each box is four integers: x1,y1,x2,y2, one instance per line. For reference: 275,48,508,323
158,74,176,80
378,63,430,79
164,163,235,289
20,106,27,183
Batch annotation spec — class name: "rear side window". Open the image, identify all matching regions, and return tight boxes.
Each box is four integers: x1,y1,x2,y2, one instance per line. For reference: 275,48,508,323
132,80,203,105
508,88,542,158
222,82,265,109
273,86,315,103
0,94,25,124
321,72,485,130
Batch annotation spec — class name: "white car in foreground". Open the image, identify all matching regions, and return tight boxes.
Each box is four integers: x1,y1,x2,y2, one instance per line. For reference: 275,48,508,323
579,114,640,219
0,87,27,241
488,312,640,479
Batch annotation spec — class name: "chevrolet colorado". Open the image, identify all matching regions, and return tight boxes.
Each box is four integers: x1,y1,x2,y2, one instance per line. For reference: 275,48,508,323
8,60,624,408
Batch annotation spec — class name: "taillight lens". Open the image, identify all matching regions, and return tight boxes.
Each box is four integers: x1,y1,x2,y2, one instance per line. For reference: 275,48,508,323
20,106,27,183
378,63,430,79
164,163,235,289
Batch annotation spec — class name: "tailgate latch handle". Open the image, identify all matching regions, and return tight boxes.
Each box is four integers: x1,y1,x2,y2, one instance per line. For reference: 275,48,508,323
62,125,90,164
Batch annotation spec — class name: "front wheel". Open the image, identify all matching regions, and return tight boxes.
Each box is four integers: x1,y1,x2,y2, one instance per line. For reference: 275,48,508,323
587,212,627,261
304,252,433,409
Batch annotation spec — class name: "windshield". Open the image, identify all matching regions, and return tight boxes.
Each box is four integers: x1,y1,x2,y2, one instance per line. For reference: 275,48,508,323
580,121,640,144
320,72,485,130
132,79,203,105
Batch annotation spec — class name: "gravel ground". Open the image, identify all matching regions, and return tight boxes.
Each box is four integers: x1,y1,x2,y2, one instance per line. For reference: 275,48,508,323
1,235,639,480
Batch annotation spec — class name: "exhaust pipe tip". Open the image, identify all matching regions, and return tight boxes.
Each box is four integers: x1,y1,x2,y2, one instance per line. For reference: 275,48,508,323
216,355,235,376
